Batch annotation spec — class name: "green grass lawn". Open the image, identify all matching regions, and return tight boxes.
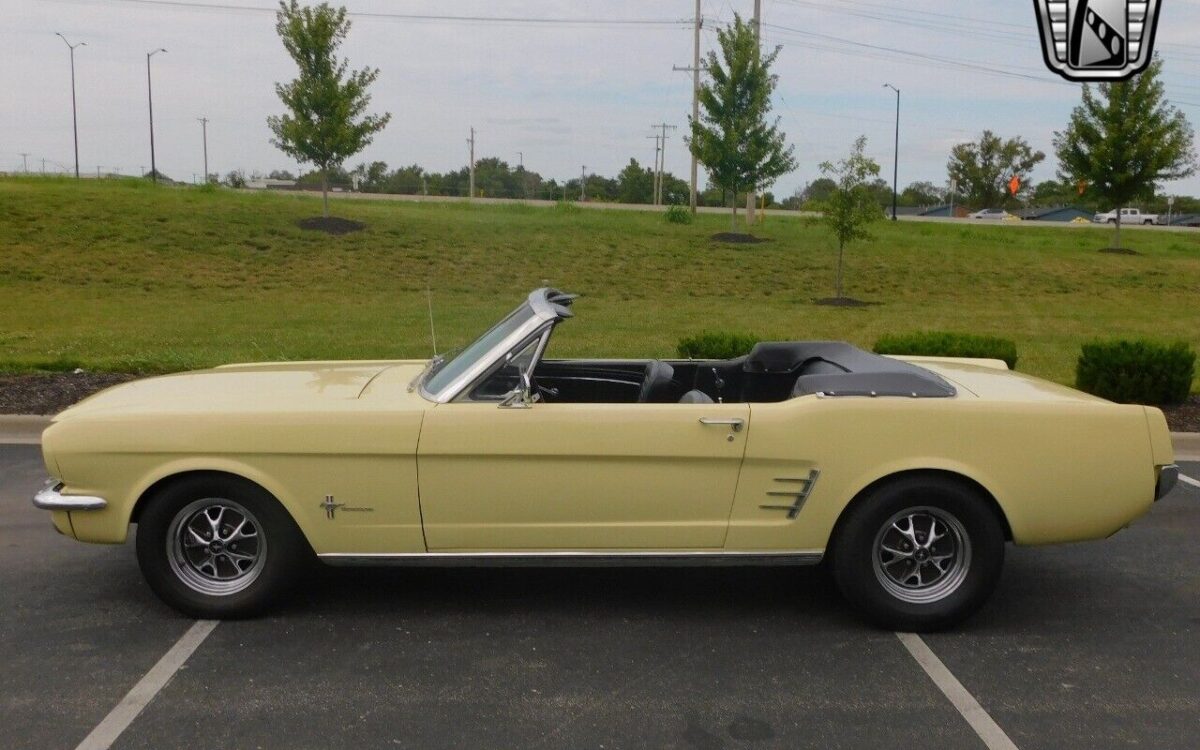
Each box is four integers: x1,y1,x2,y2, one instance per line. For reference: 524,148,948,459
2,176,1198,389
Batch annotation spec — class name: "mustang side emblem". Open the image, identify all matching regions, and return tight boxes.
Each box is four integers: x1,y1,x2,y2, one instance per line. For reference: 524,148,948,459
759,470,821,519
320,495,373,520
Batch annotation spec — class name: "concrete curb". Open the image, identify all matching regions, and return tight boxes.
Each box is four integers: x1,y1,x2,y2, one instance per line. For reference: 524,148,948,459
2,414,1198,460
1172,432,1200,462
0,415,52,445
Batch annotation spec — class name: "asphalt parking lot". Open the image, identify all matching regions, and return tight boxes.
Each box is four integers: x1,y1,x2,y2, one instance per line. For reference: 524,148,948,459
2,443,1197,750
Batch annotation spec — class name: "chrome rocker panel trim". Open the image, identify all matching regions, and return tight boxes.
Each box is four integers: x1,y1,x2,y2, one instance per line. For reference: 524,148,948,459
32,481,107,511
319,550,824,567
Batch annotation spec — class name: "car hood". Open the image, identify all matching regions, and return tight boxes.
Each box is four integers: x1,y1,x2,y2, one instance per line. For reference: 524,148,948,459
54,360,429,420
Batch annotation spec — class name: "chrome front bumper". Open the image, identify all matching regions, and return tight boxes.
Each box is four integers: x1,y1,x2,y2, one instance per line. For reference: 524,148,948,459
32,480,107,511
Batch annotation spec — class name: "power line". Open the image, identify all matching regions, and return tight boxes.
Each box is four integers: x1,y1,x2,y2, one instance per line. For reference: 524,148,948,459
763,22,1069,84
59,0,691,27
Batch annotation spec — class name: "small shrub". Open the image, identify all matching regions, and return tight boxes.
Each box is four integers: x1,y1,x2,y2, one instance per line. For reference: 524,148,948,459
678,331,759,359
665,204,693,224
1075,340,1195,405
874,331,1018,369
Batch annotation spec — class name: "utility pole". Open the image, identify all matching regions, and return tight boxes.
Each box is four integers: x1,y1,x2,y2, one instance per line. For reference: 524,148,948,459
146,48,167,184
580,165,586,201
884,83,900,221
517,151,523,170
646,134,661,205
197,117,209,183
650,123,677,205
467,127,475,199
745,0,762,226
672,0,703,213
55,33,85,179
19,153,30,173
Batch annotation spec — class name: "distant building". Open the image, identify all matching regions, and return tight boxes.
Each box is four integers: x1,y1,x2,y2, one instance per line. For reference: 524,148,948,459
1015,205,1093,222
918,204,970,218
1164,213,1200,227
245,178,297,190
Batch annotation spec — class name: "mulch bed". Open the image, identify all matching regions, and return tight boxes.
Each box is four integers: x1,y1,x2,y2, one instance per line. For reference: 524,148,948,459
1164,395,1200,432
296,216,366,235
0,372,139,415
813,297,878,307
710,232,768,244
3,373,1198,432
1099,247,1140,255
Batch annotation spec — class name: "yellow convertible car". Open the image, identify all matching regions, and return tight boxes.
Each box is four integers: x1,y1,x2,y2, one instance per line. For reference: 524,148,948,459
34,288,1178,630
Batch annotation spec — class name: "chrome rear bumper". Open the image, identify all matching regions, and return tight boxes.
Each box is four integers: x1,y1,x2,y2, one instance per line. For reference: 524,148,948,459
32,480,107,511
1155,465,1180,501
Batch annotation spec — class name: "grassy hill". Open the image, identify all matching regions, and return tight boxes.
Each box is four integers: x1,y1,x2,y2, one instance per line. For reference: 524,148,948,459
1,176,1198,389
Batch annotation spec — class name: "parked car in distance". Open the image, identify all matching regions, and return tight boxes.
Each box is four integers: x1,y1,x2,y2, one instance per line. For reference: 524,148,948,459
968,208,1012,220
32,288,1179,631
1094,208,1158,224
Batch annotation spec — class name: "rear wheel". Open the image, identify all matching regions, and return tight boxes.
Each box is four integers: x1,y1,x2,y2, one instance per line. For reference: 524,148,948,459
830,476,1005,631
136,475,308,618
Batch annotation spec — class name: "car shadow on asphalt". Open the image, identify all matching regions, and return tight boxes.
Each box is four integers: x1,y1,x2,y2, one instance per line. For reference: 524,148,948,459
277,563,864,627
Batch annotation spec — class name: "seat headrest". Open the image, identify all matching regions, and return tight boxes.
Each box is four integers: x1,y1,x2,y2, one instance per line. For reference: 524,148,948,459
678,389,714,404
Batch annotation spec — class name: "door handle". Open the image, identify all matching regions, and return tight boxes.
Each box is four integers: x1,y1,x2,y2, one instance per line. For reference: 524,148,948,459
699,417,744,432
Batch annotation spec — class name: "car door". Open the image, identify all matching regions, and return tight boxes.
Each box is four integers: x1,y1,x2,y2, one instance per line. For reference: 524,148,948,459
416,400,750,550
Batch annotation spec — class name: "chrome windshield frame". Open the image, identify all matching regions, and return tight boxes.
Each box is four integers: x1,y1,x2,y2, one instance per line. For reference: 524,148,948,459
417,288,573,404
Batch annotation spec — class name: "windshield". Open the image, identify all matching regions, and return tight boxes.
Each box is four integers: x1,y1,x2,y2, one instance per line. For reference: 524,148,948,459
422,303,536,397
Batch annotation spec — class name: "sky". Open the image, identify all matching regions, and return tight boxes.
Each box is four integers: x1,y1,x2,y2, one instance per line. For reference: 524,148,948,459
4,0,1200,198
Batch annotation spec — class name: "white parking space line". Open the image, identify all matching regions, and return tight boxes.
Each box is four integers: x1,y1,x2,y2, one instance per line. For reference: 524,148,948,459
1178,473,1200,489
896,632,1019,750
75,620,218,750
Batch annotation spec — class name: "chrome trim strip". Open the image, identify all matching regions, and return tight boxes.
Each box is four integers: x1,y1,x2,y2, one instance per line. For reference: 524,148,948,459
32,481,107,511
318,550,824,568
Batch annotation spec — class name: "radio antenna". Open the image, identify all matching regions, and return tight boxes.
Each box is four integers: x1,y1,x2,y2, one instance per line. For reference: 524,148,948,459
426,287,438,356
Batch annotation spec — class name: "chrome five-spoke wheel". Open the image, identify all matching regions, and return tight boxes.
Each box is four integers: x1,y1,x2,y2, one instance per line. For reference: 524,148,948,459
830,476,1005,631
872,507,971,604
166,498,267,596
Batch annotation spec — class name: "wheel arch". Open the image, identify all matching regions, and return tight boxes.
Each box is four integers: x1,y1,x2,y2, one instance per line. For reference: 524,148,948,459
129,467,314,553
827,469,1013,560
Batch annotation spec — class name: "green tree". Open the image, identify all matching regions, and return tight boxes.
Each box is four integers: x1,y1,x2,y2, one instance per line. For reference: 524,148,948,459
1053,58,1196,248
900,180,942,207
267,1,391,217
617,159,654,204
821,136,881,300
688,14,796,230
947,130,1044,209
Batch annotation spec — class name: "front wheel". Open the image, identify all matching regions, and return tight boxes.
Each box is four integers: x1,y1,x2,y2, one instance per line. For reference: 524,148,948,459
136,475,309,618
830,476,1005,631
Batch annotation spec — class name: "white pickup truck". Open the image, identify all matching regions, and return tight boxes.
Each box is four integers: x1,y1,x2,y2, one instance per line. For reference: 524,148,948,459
1093,208,1159,225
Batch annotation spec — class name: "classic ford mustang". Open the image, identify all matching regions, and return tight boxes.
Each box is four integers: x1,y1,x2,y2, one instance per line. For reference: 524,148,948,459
34,288,1179,629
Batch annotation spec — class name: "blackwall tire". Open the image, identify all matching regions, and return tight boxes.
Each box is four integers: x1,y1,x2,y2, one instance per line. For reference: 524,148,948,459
830,476,1005,631
135,475,309,618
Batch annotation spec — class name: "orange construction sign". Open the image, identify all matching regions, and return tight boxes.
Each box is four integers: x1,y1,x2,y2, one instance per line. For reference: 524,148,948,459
1008,175,1021,196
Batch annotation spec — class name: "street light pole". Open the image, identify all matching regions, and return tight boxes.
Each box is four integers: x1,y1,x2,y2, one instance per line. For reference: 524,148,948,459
883,83,900,221
55,33,86,179
146,48,167,184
